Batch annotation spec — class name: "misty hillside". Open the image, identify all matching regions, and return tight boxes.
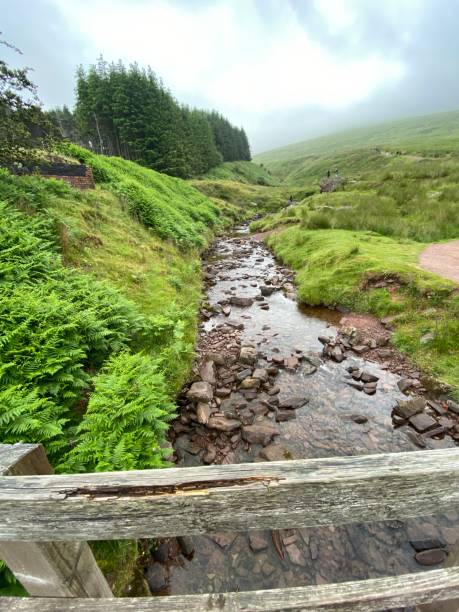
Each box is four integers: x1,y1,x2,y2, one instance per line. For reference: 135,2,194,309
254,109,459,184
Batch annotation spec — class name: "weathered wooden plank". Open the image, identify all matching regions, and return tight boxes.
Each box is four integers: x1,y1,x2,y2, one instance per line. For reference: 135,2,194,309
0,444,112,597
3,567,459,611
0,448,458,541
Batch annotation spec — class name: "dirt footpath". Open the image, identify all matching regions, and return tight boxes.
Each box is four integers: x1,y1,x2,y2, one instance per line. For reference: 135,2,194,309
419,240,459,284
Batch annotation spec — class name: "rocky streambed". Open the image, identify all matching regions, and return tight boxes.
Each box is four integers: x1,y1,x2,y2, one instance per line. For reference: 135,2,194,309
146,225,459,596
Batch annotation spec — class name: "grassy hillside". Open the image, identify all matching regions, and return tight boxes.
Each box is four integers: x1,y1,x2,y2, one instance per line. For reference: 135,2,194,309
255,109,459,184
251,112,459,395
201,160,277,185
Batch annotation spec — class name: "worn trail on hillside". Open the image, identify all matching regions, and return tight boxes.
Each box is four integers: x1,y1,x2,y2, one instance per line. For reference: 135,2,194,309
419,240,459,284
147,227,458,597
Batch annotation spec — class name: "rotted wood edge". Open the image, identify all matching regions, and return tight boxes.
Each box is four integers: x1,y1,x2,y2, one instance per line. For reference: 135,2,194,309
0,448,458,540
2,567,459,611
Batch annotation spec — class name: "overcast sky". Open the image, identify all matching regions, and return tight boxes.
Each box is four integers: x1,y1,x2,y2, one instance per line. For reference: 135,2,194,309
2,0,459,153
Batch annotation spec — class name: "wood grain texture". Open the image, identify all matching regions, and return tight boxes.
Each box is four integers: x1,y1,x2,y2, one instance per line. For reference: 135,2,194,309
0,448,458,541
3,567,459,611
0,444,112,597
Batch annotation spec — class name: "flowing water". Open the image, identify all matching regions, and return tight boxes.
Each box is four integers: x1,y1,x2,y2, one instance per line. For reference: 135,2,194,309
163,227,458,597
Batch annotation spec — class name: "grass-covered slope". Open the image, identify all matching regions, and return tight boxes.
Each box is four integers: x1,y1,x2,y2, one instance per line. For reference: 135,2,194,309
255,109,459,184
201,160,277,185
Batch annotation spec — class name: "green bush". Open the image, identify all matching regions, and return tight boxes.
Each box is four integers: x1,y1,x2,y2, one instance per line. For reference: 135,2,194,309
61,352,176,472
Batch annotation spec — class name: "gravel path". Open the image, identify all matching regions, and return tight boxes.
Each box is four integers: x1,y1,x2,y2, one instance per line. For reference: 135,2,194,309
419,240,459,284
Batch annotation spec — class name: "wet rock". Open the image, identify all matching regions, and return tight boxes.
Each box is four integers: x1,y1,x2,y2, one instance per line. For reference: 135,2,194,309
251,403,269,416
447,400,459,415
177,536,194,559
276,410,296,422
397,378,416,393
196,402,211,425
393,397,425,420
410,538,447,552
346,380,364,391
279,396,309,410
409,413,438,433
226,320,244,330
248,532,269,552
318,335,332,345
406,430,427,448
285,543,306,566
284,356,299,370
363,383,377,395
187,381,213,402
151,541,169,563
145,563,168,593
230,296,253,307
253,368,268,381
262,561,276,576
240,377,261,390
352,415,368,424
423,425,446,438
222,305,231,316
202,447,217,464
415,548,447,566
210,533,237,549
236,368,252,381
331,346,345,362
239,346,258,364
199,360,216,384
259,444,290,461
242,423,279,445
272,354,284,365
207,416,241,432
267,385,281,396
260,304,270,310
303,362,317,375
361,372,379,383
215,387,231,398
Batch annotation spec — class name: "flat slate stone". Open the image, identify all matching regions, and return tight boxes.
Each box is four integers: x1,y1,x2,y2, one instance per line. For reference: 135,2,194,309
410,538,447,552
408,412,438,433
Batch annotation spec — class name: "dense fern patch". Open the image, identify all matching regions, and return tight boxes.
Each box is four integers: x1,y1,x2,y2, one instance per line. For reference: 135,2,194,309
0,171,191,471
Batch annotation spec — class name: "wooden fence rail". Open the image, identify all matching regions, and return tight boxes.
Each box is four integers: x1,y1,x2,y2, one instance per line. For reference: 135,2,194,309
0,443,458,610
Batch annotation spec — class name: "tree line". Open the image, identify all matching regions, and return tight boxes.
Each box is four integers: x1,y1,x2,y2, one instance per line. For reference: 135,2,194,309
48,58,251,178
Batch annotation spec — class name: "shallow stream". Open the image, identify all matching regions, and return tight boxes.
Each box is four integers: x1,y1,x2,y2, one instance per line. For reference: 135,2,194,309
162,227,458,597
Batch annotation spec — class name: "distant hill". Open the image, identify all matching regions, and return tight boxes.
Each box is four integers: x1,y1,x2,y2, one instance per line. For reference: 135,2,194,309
254,109,459,184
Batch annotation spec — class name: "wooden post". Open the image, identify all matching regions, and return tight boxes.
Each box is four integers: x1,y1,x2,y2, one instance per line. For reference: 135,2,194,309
0,444,112,598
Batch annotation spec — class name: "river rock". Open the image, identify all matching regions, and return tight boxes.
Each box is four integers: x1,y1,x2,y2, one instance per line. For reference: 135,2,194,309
276,410,296,422
207,416,241,432
196,402,212,425
249,532,269,552
177,536,194,559
303,362,317,375
236,368,252,381
408,412,438,433
260,285,275,296
210,533,237,549
361,371,379,383
202,447,217,463
253,368,268,381
240,346,258,364
447,400,459,415
199,360,216,384
394,397,425,420
284,356,299,370
145,563,168,593
242,423,279,445
285,543,306,566
240,377,261,389
415,548,447,566
230,296,253,307
410,538,447,552
187,381,213,402
279,396,309,410
259,444,290,461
